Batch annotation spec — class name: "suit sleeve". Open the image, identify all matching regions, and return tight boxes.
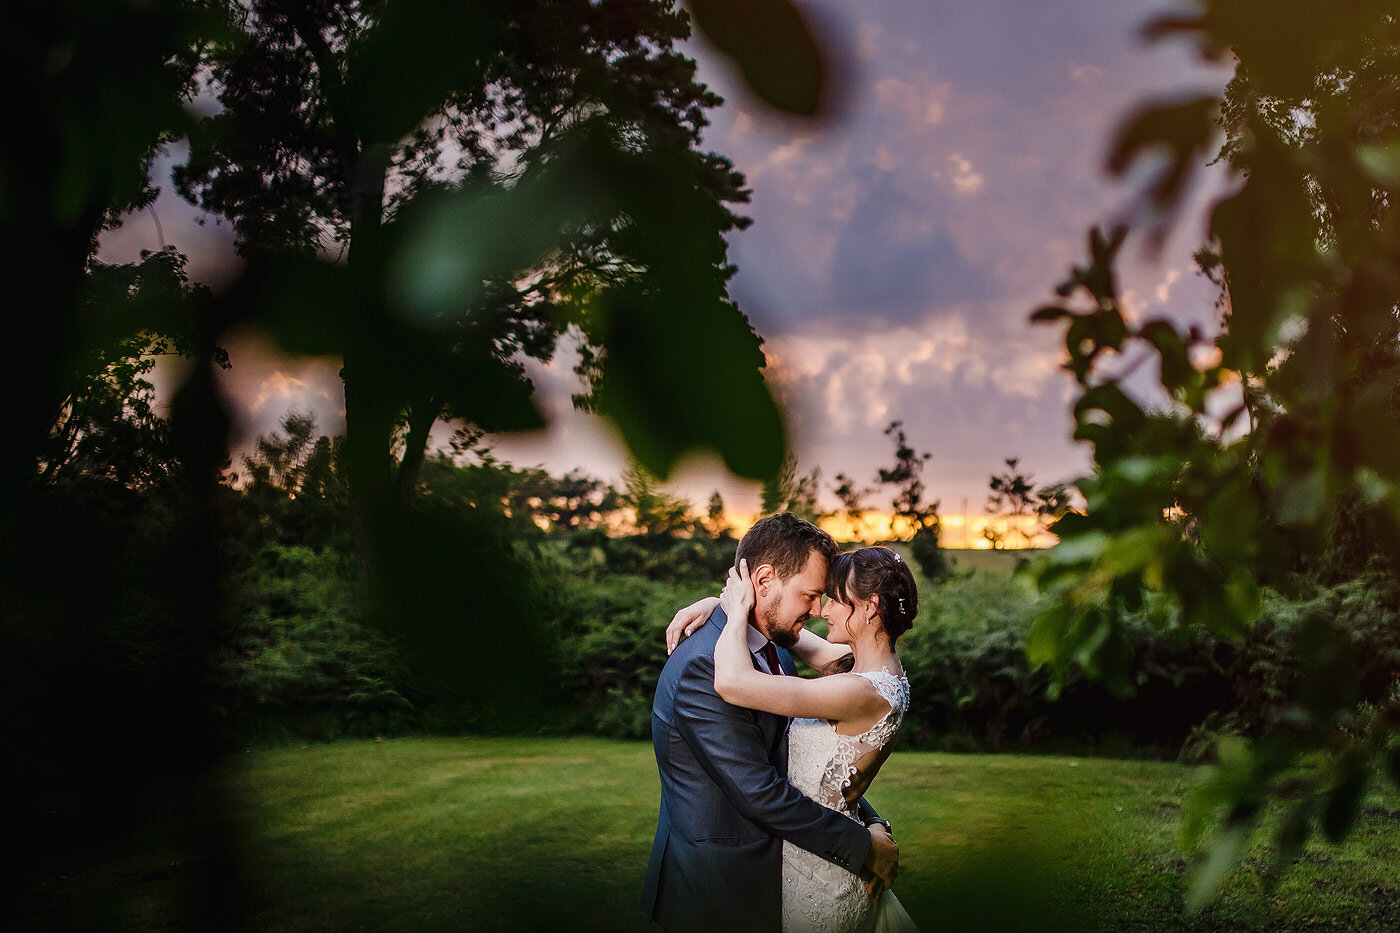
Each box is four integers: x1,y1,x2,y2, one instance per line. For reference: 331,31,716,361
672,653,872,873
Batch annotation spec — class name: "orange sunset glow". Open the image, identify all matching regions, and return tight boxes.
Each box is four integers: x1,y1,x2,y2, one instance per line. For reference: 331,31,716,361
728,511,1055,550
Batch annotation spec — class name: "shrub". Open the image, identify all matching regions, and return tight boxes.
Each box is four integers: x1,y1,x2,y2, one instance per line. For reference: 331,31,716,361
559,528,738,583
909,526,950,581
545,570,712,739
897,567,1400,754
208,523,1400,756
216,543,412,741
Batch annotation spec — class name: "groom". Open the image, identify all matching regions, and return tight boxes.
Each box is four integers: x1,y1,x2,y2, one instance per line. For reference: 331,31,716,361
642,512,899,933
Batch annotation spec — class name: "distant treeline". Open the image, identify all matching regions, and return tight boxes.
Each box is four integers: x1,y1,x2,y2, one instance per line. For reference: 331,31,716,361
216,416,1400,756
19,398,1400,758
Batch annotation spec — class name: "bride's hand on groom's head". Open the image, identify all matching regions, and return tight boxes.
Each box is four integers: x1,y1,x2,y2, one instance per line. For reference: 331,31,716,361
719,559,756,622
663,561,754,656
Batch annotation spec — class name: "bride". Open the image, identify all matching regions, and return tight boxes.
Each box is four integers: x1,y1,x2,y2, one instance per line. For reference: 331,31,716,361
668,546,920,933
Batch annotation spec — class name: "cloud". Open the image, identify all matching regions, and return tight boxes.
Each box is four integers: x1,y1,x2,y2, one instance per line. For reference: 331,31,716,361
251,371,307,413
208,330,348,458
857,21,886,61
872,76,950,125
762,310,1087,507
767,309,1064,434
1069,62,1105,83
946,152,985,195
827,170,994,312
1155,267,1183,303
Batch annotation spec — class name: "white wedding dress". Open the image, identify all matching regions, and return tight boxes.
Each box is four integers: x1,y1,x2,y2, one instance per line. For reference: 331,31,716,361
782,668,919,933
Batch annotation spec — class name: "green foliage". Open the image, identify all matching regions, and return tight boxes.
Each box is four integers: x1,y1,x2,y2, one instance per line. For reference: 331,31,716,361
546,568,713,739
1023,1,1400,901
218,543,410,740
760,451,824,521
618,461,695,538
217,416,1400,756
1174,573,1400,910
180,0,785,555
908,527,950,582
561,528,738,583
237,412,352,553
7,0,832,913
428,436,622,533
895,566,1400,756
40,248,213,488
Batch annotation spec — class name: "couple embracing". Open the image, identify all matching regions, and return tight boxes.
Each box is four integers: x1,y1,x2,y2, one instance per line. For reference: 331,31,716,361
643,512,920,933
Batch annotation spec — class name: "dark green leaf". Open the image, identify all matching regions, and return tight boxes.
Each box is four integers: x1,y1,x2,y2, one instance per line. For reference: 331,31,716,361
1322,761,1369,844
1294,614,1359,723
1139,319,1191,390
1106,96,1219,208
1030,305,1071,323
595,284,784,480
687,0,829,115
1271,798,1314,876
1186,821,1251,914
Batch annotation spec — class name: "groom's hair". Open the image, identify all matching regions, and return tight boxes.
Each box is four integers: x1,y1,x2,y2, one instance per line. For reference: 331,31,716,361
735,512,838,581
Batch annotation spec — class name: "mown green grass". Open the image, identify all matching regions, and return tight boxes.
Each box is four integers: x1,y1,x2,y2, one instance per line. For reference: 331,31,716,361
31,737,1400,931
942,547,1031,576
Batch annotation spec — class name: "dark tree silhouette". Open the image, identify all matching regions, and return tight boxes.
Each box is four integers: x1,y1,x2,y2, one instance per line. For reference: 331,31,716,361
877,420,946,579
761,451,823,521
175,0,773,579
877,420,938,537
7,0,836,923
706,489,728,538
985,458,1065,549
832,471,874,528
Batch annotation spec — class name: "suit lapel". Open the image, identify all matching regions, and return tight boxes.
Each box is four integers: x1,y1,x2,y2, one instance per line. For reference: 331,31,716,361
710,605,793,749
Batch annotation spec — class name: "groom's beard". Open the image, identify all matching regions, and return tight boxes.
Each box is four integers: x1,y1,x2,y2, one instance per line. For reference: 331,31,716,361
762,604,802,650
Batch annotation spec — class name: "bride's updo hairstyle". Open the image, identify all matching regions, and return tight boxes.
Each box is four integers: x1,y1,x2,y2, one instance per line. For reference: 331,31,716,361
826,546,919,644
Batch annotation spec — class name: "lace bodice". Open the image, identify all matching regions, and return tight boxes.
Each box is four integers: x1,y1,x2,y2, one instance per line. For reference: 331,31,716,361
786,668,910,814
782,668,910,933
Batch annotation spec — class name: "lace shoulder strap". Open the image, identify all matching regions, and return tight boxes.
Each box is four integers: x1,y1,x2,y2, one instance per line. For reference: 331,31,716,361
854,668,909,713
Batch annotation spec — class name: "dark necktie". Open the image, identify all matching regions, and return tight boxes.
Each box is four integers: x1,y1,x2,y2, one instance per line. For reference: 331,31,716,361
761,641,783,676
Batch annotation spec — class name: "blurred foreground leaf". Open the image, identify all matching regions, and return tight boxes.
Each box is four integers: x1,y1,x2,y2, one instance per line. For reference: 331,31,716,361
686,0,829,115
1027,0,1400,910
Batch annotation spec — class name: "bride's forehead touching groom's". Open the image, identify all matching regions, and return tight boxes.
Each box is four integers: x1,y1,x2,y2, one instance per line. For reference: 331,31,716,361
732,512,839,649
750,550,829,648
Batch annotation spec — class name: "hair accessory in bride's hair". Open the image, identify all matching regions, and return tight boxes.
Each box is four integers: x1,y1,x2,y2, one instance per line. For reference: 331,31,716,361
898,596,906,615
891,551,902,562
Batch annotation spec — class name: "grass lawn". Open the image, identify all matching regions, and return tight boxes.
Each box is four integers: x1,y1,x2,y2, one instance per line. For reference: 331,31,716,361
29,737,1400,931
942,548,1032,576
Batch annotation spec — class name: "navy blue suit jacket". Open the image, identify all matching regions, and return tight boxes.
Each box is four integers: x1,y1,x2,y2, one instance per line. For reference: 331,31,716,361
641,606,874,932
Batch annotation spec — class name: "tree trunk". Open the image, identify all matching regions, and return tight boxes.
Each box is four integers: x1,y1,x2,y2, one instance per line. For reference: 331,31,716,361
342,144,393,584
393,393,441,505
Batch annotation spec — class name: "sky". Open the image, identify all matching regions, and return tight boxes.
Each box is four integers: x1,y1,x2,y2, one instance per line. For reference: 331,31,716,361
97,0,1237,536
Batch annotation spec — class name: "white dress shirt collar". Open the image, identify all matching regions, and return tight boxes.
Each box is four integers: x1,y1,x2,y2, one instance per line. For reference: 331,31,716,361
745,621,780,674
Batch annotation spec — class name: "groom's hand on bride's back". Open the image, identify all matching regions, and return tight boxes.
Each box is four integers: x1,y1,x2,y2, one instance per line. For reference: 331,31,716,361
862,823,898,896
